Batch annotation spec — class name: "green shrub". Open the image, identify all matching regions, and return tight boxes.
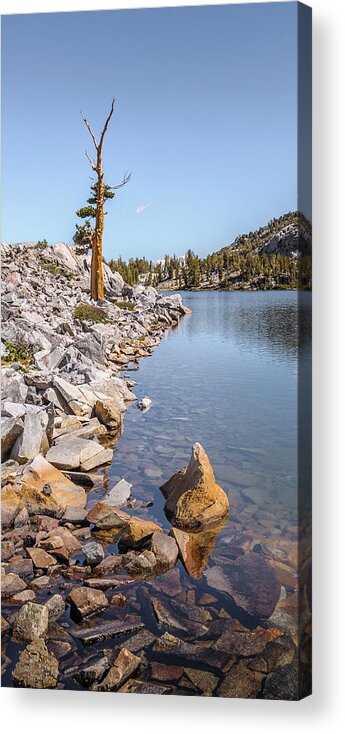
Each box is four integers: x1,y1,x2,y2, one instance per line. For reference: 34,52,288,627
34,239,48,250
114,300,135,312
2,339,33,366
74,303,110,323
42,262,61,276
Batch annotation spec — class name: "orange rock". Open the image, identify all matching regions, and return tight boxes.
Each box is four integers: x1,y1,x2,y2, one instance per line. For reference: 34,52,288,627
161,443,229,530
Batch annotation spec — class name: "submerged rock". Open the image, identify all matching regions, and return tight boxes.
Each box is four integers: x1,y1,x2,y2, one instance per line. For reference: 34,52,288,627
12,638,58,688
103,478,132,507
161,443,229,530
205,553,281,619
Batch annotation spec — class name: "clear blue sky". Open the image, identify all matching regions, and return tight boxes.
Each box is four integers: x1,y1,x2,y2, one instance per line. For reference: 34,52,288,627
1,3,311,261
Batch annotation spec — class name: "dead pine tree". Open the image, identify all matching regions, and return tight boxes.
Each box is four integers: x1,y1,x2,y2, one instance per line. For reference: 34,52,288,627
80,98,131,301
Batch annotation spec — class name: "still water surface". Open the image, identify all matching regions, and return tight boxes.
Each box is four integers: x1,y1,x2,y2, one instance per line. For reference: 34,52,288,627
106,290,311,531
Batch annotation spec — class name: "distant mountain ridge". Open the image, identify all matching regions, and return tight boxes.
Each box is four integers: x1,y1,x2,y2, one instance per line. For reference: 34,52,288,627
217,211,311,260
144,211,312,291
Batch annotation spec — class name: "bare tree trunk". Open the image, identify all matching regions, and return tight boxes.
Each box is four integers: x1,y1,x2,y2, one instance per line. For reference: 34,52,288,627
90,150,105,300
82,99,130,301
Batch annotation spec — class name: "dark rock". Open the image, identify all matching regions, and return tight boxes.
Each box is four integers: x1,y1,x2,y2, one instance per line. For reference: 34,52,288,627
153,632,229,669
93,647,141,691
70,618,144,645
12,638,59,688
216,659,265,698
118,679,173,695
262,661,311,700
73,654,110,688
205,553,280,618
67,586,108,620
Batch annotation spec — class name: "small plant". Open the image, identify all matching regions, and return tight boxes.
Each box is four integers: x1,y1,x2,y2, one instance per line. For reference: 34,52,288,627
2,339,33,366
74,303,110,323
34,239,48,250
42,262,61,276
114,300,135,312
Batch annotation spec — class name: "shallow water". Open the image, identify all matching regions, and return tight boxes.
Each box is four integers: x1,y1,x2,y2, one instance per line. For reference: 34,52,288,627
106,290,311,529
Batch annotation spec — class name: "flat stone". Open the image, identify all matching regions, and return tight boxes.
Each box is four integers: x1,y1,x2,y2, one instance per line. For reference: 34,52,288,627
93,647,141,691
70,618,144,645
1,572,27,598
103,478,132,507
67,586,109,619
151,662,183,683
124,629,156,653
13,601,49,642
119,517,162,549
152,596,211,636
81,448,113,471
204,553,281,618
21,454,86,514
210,619,283,656
12,638,58,688
45,438,105,471
119,679,173,695
86,501,130,530
153,632,229,670
84,576,135,590
27,547,57,569
11,589,36,603
216,659,265,698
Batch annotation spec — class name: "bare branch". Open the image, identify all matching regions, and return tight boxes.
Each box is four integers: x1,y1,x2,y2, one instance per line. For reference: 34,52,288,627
85,149,97,171
109,171,132,190
81,110,98,150
99,98,115,150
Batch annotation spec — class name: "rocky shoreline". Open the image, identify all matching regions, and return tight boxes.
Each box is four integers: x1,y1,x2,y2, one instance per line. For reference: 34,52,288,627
1,242,311,698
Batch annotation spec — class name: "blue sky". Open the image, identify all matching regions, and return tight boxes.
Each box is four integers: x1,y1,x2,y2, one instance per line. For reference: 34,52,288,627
1,3,310,261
